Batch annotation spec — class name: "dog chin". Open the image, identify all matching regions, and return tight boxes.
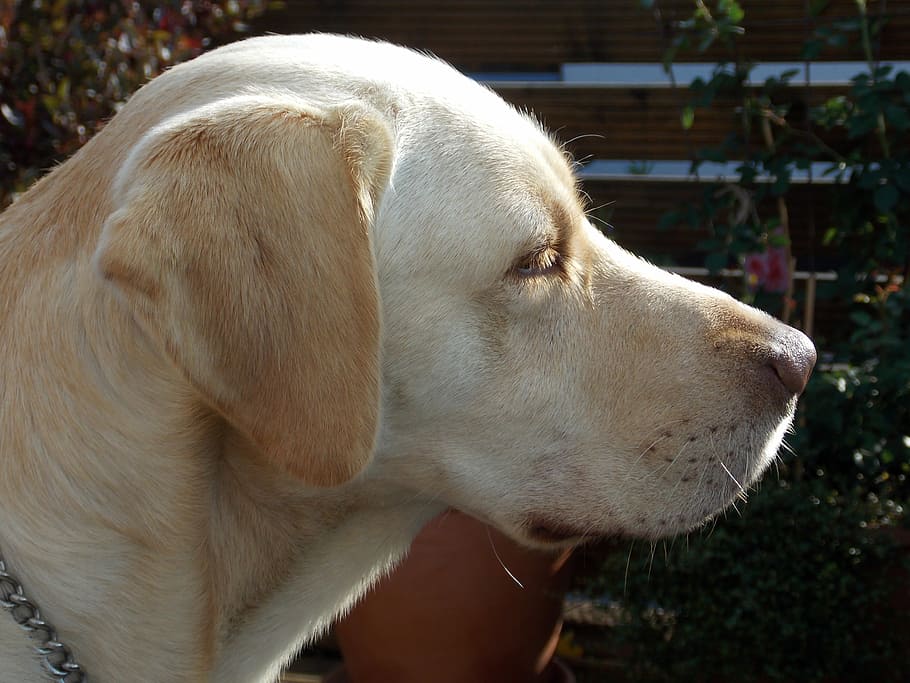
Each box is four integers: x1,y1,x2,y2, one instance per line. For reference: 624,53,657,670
510,425,793,549
520,518,595,549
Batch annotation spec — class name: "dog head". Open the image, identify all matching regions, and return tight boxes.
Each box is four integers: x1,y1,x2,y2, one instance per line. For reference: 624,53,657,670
95,34,815,545
354,40,816,546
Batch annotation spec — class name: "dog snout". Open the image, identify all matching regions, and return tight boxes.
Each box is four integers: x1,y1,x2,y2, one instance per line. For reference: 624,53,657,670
706,307,817,398
766,326,817,395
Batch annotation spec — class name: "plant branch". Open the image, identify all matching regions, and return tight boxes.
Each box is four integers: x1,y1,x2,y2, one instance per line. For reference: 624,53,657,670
857,0,891,158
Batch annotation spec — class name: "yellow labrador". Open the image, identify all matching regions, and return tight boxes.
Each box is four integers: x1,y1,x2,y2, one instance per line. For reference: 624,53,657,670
0,34,815,682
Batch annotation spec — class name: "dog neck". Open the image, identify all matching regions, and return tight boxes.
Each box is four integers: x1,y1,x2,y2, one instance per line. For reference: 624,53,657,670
0,613,43,683
0,229,443,681
0,238,220,679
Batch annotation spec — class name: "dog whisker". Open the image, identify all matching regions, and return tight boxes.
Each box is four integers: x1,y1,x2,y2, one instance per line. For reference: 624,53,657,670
485,527,524,589
706,516,720,538
587,213,615,232
623,540,636,597
577,187,594,207
779,438,796,457
561,132,606,148
659,439,691,478
622,418,700,486
624,434,672,476
573,153,595,166
716,456,747,497
585,201,617,216
647,541,658,581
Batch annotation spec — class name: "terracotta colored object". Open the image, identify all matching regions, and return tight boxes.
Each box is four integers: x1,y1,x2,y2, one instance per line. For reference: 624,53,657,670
330,511,574,683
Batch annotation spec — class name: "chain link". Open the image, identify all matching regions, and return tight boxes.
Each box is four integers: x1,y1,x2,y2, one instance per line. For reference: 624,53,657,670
0,557,86,683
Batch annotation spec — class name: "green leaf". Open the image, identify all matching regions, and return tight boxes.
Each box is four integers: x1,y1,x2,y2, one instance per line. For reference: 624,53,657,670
777,68,800,84
873,183,899,213
827,32,849,48
700,147,728,163
857,168,881,190
697,237,723,252
801,39,823,60
719,0,745,23
768,230,790,248
850,310,873,327
697,31,717,53
771,173,791,196
884,103,909,131
809,0,831,16
658,211,680,230
873,64,893,80
894,167,910,191
704,251,728,273
681,105,695,130
847,113,878,139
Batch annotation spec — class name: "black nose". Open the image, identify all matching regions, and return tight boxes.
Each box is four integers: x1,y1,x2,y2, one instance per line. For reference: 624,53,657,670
768,328,817,395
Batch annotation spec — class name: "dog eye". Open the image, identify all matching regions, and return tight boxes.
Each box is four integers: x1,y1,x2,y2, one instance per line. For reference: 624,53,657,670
513,245,562,277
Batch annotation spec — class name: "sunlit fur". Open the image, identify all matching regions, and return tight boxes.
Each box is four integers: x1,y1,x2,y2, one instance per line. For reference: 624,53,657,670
0,34,813,682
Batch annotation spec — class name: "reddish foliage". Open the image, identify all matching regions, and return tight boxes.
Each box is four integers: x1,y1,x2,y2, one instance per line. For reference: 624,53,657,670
0,0,269,208
743,242,791,294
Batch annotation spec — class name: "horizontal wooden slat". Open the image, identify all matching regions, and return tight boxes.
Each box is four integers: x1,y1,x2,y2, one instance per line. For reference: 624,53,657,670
583,179,845,338
495,84,851,162
253,0,910,71
581,180,836,266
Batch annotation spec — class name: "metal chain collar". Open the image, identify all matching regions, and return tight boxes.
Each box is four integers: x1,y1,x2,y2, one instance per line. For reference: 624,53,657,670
0,557,86,683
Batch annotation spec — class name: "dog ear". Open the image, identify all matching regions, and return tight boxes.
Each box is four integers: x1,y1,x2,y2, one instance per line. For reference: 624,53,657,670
95,98,392,486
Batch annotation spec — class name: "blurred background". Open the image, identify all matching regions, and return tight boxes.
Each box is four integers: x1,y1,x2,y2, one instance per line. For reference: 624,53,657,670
2,1,908,681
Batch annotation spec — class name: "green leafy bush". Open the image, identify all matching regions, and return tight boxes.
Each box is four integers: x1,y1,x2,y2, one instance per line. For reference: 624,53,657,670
577,2,910,680
649,0,910,509
583,480,908,683
791,285,910,517
0,0,270,208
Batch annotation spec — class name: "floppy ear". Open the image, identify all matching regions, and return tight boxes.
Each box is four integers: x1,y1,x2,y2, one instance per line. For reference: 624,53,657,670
95,98,392,486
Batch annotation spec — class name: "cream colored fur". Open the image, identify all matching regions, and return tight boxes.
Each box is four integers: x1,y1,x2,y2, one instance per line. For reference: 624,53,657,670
0,34,814,682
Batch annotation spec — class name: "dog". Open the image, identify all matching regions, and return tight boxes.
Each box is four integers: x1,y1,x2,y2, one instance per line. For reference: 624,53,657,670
0,33,815,682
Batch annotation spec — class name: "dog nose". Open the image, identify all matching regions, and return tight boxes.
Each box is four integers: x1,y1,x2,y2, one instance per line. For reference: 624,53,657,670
767,328,816,395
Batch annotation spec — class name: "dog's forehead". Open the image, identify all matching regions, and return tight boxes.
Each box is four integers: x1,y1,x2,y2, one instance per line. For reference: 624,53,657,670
377,106,580,260
375,166,570,285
